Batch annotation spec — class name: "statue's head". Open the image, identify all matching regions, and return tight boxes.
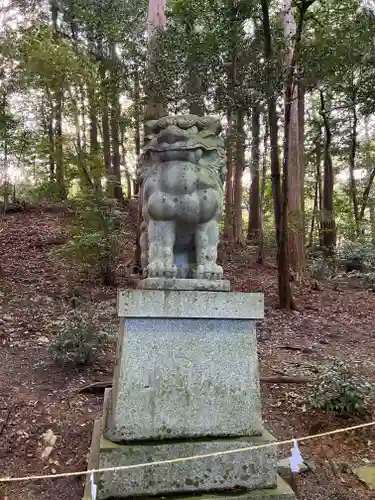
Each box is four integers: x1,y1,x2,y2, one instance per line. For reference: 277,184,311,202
138,114,226,184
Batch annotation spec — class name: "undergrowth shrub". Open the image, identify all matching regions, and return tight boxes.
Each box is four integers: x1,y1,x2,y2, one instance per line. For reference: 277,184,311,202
57,191,121,285
49,311,115,366
306,360,374,416
309,252,334,280
339,239,375,272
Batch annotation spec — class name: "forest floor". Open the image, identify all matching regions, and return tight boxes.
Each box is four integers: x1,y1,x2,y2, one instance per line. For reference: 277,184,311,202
1,203,375,500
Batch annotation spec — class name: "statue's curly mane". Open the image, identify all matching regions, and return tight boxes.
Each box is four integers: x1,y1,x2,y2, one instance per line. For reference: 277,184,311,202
137,114,226,185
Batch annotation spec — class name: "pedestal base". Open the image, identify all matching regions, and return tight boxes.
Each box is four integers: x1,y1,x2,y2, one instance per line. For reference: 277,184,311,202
108,290,264,442
84,412,294,500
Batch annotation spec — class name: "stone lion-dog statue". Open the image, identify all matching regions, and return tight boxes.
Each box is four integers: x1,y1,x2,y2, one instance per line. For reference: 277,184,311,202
136,114,226,280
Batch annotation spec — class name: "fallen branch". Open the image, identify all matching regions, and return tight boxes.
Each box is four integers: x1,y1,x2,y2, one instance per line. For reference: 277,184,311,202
76,374,314,395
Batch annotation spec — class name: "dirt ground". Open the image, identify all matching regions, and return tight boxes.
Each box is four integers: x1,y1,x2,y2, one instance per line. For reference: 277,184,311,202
1,205,375,500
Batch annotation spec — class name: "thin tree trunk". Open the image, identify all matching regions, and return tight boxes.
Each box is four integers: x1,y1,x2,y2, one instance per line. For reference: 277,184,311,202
48,107,55,182
89,85,101,191
370,202,375,245
317,127,323,248
54,92,65,200
100,62,113,196
51,2,65,200
349,92,359,233
248,104,261,243
134,69,141,196
224,111,234,240
2,95,9,213
233,108,245,245
120,127,132,200
309,133,321,248
320,89,336,254
257,115,269,264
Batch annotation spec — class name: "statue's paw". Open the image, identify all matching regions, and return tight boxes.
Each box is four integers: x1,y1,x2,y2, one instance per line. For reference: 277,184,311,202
148,260,165,278
196,263,223,280
148,260,177,278
164,264,177,278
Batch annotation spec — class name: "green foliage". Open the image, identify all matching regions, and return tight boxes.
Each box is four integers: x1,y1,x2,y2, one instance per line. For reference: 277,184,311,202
57,191,121,285
49,310,115,366
307,360,374,416
23,181,66,204
309,252,335,280
339,239,375,271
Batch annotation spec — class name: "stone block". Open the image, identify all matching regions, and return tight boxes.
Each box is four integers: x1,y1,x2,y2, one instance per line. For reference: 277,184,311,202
165,477,296,499
105,301,263,441
97,414,277,498
117,289,264,319
84,418,292,500
138,278,231,291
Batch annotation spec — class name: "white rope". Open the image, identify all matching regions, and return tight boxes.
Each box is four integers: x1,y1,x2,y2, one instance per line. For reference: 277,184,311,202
1,420,374,483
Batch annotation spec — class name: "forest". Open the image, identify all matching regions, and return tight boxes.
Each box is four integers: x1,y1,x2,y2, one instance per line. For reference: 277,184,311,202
2,0,375,499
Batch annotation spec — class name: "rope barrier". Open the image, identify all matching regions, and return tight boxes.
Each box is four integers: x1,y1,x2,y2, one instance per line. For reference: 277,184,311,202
1,420,375,483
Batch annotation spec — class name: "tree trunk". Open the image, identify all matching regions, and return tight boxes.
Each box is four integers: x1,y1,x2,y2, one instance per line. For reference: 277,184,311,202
283,0,305,279
320,90,336,255
224,111,234,240
248,105,261,243
261,0,293,309
51,2,65,200
48,108,55,182
348,92,359,232
100,62,113,196
134,69,141,196
120,127,132,200
54,91,65,200
233,109,245,245
89,84,101,191
257,115,269,264
309,130,322,248
370,202,375,246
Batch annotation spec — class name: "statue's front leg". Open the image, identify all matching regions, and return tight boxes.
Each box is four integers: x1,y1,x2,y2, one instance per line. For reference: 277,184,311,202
195,220,223,280
147,220,177,278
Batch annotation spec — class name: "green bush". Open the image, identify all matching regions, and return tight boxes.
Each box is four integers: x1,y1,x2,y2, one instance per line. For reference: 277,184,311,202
49,311,114,366
306,360,374,416
339,239,375,272
309,253,334,280
57,191,120,285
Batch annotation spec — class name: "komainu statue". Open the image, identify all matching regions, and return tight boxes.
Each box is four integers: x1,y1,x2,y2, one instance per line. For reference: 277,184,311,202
137,114,226,280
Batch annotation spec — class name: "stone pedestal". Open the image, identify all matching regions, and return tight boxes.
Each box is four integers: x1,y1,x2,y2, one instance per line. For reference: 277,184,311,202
85,286,295,500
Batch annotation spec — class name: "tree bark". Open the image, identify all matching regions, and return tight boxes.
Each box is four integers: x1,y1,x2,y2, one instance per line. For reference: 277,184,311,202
309,130,322,248
320,89,336,254
89,84,101,191
233,108,245,245
257,115,268,264
48,106,55,182
283,0,305,279
51,2,65,200
99,61,113,196
134,69,141,196
261,0,293,309
248,105,261,243
224,110,234,240
348,91,359,232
